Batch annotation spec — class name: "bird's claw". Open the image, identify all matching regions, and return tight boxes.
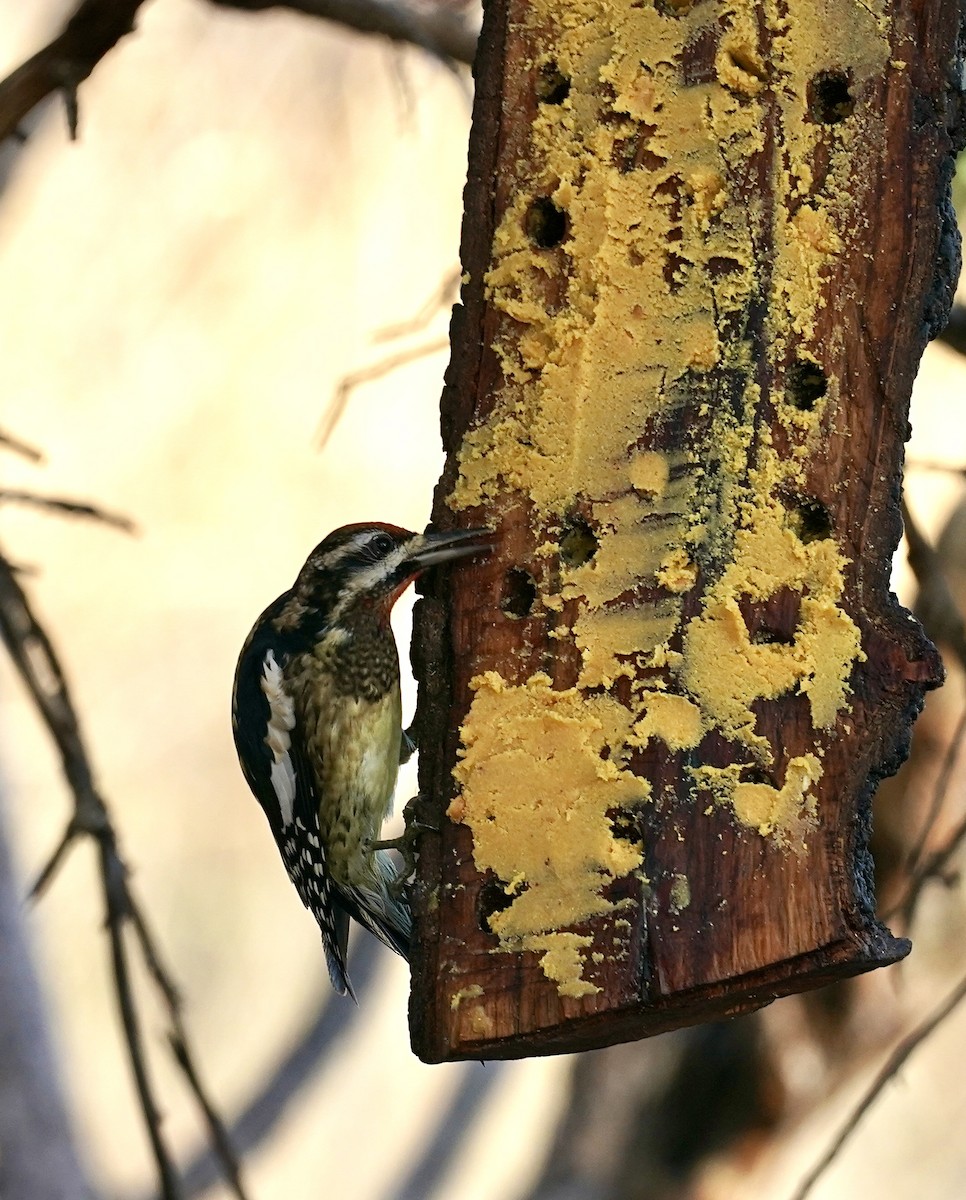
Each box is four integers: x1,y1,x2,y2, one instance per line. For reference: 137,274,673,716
370,795,438,898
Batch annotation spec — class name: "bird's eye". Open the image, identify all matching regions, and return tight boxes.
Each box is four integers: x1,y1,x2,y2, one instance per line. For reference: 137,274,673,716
369,532,395,557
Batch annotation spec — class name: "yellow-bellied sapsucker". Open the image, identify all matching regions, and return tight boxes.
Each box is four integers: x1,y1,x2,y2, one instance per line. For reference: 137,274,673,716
231,522,490,996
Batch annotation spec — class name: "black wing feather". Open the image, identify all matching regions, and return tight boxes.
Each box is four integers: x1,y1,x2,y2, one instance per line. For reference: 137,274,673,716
232,602,354,995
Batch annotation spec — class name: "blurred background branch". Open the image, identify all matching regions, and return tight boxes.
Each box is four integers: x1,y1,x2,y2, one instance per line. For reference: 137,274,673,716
0,0,144,141
207,0,479,65
0,0,478,146
0,512,247,1200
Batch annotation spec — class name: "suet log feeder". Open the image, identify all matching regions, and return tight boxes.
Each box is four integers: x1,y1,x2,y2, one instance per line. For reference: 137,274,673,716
409,0,962,1062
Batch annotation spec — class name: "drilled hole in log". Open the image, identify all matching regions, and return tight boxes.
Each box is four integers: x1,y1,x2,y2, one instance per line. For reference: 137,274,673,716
477,879,520,933
536,61,571,105
706,255,744,278
560,513,599,567
786,359,828,411
808,70,854,123
739,586,802,645
791,499,834,543
525,197,568,248
501,567,537,618
741,766,774,786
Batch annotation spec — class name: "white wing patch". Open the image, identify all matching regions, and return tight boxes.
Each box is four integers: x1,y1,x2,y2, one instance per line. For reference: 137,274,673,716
260,649,297,827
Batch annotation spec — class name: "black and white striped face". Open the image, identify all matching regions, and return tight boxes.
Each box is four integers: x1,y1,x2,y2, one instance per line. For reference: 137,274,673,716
292,523,494,626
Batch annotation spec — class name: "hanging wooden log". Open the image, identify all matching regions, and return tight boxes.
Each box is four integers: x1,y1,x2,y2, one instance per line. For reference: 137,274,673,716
409,0,963,1062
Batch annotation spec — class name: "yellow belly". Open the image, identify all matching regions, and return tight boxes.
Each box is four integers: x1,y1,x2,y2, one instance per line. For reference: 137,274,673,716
311,685,402,888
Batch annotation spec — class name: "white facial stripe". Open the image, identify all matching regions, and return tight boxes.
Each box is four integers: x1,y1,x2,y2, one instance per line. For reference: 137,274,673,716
260,650,297,826
314,541,357,572
314,530,389,574
331,542,413,617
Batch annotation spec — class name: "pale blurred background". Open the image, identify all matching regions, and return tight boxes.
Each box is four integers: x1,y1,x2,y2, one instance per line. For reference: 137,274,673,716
1,3,965,1199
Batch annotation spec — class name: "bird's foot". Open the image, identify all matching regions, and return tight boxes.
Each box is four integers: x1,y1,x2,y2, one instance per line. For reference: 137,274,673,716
370,794,438,898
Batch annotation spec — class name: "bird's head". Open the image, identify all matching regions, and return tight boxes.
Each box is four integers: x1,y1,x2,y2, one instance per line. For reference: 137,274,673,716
279,522,493,633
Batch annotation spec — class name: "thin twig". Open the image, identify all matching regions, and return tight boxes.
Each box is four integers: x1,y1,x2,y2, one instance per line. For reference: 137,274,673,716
102,843,183,1200
318,337,450,447
374,268,461,342
0,489,136,533
0,548,249,1200
789,968,966,1200
29,820,79,899
903,497,966,673
128,897,249,1199
887,805,966,926
0,428,43,462
133,938,380,1200
167,1033,248,1200
127,902,182,1014
904,705,966,876
880,502,966,923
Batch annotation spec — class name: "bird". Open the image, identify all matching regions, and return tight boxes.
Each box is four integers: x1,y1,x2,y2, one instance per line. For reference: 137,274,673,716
231,522,492,997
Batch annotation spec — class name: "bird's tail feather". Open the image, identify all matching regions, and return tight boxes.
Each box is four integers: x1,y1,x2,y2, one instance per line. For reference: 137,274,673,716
343,850,412,961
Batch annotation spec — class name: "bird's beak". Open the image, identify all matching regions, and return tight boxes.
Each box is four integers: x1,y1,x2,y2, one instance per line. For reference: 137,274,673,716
405,527,496,571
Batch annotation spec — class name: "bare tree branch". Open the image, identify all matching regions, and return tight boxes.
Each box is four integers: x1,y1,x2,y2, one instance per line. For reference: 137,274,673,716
877,501,966,924
144,931,502,1200
318,337,449,447
0,0,477,148
789,968,966,1200
0,0,145,143
0,549,249,1200
137,940,380,1200
0,490,136,533
890,800,966,926
373,268,461,342
0,429,43,462
101,845,183,1200
207,0,479,66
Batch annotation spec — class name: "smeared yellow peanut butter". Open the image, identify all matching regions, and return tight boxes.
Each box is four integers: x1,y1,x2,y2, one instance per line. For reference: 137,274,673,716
691,753,822,849
451,673,646,992
450,984,485,1010
631,692,703,752
446,0,889,994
